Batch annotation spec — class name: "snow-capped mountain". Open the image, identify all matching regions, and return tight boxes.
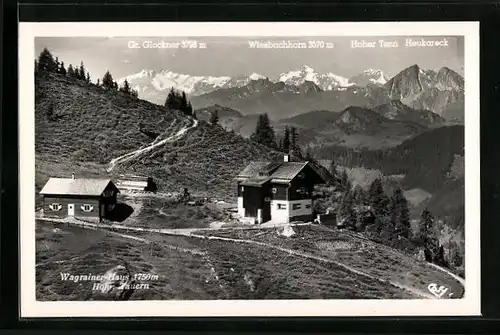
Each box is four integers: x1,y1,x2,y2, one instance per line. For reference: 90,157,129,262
219,73,267,90
119,65,463,122
277,65,353,90
349,69,389,86
119,69,230,94
118,69,266,104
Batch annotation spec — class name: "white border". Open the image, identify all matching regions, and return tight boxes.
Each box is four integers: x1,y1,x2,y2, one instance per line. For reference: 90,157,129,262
19,22,480,318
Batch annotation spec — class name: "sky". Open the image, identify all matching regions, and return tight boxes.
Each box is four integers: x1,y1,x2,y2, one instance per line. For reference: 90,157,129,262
35,36,464,81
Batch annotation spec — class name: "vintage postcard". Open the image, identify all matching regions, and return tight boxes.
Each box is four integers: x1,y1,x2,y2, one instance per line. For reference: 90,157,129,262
19,22,480,317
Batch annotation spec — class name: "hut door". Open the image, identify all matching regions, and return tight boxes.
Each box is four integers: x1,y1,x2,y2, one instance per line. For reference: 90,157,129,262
68,204,75,216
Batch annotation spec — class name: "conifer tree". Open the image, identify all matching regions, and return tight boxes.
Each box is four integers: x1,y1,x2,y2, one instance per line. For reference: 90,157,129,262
180,92,189,114
102,70,114,89
282,126,291,153
165,88,174,108
96,78,100,87
165,88,183,110
389,187,411,239
186,101,193,116
34,60,39,74
209,110,219,125
37,47,57,72
55,57,60,72
368,178,389,217
368,178,390,236
352,185,368,231
289,126,303,159
86,72,91,84
251,114,277,149
67,64,75,78
120,79,131,94
59,61,67,76
290,126,298,152
380,215,396,242
419,208,440,262
419,208,433,244
79,61,86,80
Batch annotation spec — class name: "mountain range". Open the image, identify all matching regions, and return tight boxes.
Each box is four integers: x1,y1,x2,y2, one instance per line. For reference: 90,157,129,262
120,64,464,123
197,102,444,150
119,66,389,102
193,65,463,122
384,65,464,121
117,69,268,104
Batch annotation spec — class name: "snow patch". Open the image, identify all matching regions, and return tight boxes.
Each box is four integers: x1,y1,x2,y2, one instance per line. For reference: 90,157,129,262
249,72,265,80
278,66,352,89
119,69,231,94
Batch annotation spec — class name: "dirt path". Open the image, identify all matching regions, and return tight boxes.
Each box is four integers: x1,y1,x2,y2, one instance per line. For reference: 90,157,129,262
186,233,435,299
41,218,434,299
336,227,466,288
106,118,198,173
428,263,465,286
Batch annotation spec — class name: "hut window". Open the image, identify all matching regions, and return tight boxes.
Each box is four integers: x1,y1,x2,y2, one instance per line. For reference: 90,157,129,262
49,203,62,211
297,187,307,194
241,186,244,192
293,204,301,210
272,187,277,194
108,204,115,211
81,204,94,212
277,203,287,210
103,190,114,197
305,204,312,209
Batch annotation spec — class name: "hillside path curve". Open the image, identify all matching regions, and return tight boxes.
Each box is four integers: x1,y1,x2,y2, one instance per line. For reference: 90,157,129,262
107,118,198,173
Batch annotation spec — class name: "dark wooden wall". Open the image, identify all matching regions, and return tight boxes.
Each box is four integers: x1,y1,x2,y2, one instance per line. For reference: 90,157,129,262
43,196,101,220
270,184,287,200
287,179,314,201
242,186,261,218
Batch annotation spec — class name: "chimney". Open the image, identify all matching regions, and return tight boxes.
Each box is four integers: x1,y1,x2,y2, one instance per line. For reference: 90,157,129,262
71,173,75,180
284,155,289,162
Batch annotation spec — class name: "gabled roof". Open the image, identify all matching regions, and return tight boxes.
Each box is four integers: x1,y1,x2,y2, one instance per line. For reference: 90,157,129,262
241,176,272,187
236,161,271,179
259,162,283,176
269,162,309,183
40,178,119,196
237,160,328,184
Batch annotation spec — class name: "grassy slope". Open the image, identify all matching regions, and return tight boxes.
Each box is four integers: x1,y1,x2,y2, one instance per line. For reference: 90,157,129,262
35,72,189,165
37,220,417,300
36,221,223,300
35,72,281,200
197,225,464,299
115,121,283,199
35,71,188,198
